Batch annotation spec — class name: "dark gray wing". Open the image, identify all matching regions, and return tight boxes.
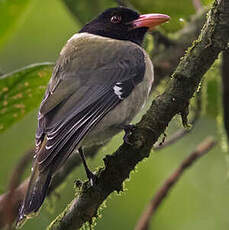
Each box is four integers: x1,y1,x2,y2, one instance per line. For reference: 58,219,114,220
35,43,145,172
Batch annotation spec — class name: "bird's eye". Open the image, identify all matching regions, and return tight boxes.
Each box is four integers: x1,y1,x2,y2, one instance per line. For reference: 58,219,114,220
111,15,122,24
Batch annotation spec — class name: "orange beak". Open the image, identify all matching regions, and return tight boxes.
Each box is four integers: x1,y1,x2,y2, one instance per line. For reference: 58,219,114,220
132,13,170,30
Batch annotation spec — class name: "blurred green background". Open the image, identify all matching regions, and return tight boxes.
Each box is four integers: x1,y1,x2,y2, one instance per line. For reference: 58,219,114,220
0,0,229,229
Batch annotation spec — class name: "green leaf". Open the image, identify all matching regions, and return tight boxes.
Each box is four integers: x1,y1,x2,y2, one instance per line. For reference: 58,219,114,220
0,0,33,50
0,63,53,133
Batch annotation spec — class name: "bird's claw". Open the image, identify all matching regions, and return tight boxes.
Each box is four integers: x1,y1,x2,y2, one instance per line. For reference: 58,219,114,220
122,124,136,145
87,171,97,186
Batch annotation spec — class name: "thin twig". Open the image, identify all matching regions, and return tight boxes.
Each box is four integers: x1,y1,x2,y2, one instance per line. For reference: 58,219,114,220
0,149,33,229
135,137,216,230
0,180,29,229
151,31,176,50
8,149,33,191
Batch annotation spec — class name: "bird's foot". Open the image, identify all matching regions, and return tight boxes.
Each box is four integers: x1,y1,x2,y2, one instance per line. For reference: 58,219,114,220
78,147,97,186
86,170,97,186
122,124,136,145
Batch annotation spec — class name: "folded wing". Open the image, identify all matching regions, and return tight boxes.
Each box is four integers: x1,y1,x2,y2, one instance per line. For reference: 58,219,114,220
35,39,146,173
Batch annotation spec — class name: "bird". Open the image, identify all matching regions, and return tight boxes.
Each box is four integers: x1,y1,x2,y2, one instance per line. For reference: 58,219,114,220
16,6,170,227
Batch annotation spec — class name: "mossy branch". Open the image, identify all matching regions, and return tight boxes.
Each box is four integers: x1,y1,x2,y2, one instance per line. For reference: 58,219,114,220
47,1,229,229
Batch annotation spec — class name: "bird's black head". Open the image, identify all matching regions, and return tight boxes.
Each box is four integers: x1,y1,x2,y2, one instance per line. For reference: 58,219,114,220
79,7,170,46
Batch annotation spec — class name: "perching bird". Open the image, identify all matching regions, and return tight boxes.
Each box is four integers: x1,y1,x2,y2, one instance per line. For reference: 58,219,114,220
17,7,169,226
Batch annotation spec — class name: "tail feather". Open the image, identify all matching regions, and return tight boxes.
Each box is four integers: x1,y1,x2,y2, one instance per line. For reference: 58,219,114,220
16,163,52,228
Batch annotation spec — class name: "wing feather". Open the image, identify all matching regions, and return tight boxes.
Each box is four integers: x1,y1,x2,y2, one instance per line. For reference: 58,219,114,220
35,37,146,173
38,87,120,171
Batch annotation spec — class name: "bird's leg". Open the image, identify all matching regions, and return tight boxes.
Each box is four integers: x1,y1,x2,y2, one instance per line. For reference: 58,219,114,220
78,147,97,186
120,124,136,145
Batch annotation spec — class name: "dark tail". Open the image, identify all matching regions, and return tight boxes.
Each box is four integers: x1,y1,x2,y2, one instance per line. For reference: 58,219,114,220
16,163,52,228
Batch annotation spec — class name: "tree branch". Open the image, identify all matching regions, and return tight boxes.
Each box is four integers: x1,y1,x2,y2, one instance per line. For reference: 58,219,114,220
1,149,33,228
47,1,229,230
135,137,216,230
